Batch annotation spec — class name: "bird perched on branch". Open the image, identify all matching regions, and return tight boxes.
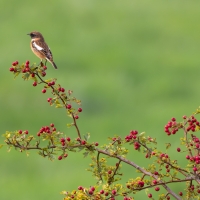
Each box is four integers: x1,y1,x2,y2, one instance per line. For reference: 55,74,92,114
27,31,58,69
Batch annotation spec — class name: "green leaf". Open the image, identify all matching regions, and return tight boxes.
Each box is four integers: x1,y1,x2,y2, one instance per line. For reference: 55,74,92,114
14,72,20,79
166,143,171,149
22,73,30,80
55,104,63,108
84,133,90,141
83,151,89,157
77,146,84,152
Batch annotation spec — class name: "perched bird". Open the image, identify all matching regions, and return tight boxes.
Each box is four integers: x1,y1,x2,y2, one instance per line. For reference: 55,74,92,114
27,31,57,69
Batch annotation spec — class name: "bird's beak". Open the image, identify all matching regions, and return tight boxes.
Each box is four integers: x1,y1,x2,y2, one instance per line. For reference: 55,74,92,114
27,33,30,36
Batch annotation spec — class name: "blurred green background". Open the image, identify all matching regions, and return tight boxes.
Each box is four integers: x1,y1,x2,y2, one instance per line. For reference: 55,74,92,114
1,0,200,199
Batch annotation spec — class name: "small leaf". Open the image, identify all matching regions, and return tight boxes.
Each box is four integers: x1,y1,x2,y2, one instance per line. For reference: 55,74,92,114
139,132,145,136
67,123,72,128
14,72,20,79
166,143,171,149
77,146,84,152
84,133,90,141
83,151,89,157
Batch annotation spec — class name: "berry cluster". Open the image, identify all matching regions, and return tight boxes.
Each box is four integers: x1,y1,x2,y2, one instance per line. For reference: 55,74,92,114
164,115,200,136
37,123,56,136
18,130,29,134
61,186,133,200
125,130,138,142
164,117,181,135
10,61,82,124
124,130,142,150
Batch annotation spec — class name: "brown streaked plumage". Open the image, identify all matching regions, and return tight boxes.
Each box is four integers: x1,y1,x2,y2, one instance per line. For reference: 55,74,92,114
27,31,57,69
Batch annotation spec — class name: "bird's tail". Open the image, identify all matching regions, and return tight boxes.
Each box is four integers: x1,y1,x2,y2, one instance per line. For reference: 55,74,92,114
52,62,58,69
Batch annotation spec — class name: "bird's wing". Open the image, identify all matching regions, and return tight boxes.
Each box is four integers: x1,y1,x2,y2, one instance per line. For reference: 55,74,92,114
32,41,53,61
33,41,43,51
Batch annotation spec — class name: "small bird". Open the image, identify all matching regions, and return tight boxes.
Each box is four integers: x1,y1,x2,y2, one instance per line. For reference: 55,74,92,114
27,31,57,69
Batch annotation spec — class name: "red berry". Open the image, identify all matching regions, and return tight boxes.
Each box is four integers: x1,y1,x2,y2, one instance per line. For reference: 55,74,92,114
190,185,194,190
58,156,62,160
66,137,71,142
193,167,198,171
47,98,52,102
179,192,183,196
154,171,158,175
61,142,65,146
66,104,72,109
81,140,86,145
43,66,47,70
138,180,144,187
42,89,46,93
148,194,152,198
63,153,68,158
186,155,190,159
105,192,109,196
100,190,104,194
197,189,200,193
108,170,112,174
12,61,18,66
95,142,99,146
61,88,65,92
130,130,138,135
37,132,41,136
9,67,15,71
112,190,116,195
91,187,95,191
74,115,79,119
171,117,176,121
25,67,30,72
88,190,93,195
152,180,157,185
78,186,83,190
25,62,29,68
33,81,37,87
78,108,82,112
166,169,170,172
50,123,54,127
51,81,55,85
24,130,28,134
60,138,65,143
48,82,52,86
18,130,22,134
177,147,181,152
155,187,160,191
52,127,56,131
41,71,46,77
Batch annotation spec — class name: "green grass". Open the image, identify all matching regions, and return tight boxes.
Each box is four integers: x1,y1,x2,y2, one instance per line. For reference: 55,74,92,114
1,0,200,199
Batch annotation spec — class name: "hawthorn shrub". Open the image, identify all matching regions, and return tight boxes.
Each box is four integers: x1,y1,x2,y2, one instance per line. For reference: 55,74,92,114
2,60,200,200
